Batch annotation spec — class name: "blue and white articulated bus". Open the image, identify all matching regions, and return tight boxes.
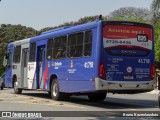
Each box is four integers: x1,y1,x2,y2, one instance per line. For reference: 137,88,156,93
3,20,155,101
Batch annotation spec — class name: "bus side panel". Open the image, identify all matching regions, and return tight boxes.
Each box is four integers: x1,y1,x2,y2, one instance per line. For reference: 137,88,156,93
57,27,99,93
43,22,101,93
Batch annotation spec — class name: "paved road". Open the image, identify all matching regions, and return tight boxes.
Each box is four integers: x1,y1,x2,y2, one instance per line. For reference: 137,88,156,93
0,88,159,119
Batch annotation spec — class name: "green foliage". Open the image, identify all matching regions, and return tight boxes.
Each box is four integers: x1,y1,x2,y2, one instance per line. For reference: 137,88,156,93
39,15,107,33
154,23,160,62
39,27,54,34
108,7,151,22
151,0,160,13
0,24,39,75
110,16,149,24
151,0,160,65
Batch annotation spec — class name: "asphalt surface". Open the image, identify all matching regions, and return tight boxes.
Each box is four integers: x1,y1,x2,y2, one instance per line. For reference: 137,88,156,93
0,88,159,120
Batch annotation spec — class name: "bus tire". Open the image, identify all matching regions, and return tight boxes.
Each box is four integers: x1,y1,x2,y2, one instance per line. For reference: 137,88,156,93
14,80,22,94
51,79,63,101
88,93,106,102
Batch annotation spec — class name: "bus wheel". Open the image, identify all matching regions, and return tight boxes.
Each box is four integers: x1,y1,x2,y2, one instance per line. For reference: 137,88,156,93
14,80,22,94
88,93,106,102
51,79,63,101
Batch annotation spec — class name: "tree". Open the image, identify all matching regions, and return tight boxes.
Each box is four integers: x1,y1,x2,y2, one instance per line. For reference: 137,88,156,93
151,0,160,17
0,24,39,75
151,0,160,25
151,1,160,64
154,23,160,62
39,15,107,33
39,27,54,34
108,7,151,23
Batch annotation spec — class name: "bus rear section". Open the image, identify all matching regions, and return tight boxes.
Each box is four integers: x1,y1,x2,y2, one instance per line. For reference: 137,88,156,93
95,21,155,94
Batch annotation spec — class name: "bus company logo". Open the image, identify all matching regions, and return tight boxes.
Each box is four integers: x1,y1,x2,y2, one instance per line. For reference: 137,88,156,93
70,60,74,68
52,62,62,69
52,62,62,67
84,62,93,68
127,66,132,73
67,60,76,73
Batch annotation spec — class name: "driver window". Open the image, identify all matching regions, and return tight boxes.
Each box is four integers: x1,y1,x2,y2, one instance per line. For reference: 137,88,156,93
7,52,12,68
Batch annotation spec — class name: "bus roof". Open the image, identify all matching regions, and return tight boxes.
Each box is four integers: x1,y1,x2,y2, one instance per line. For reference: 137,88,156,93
30,20,102,43
103,20,153,28
8,20,153,46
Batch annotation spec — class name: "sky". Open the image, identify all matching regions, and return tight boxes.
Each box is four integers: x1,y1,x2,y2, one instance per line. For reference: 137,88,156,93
0,0,153,30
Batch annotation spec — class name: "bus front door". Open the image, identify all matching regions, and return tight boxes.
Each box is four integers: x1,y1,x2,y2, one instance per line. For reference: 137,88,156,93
21,48,28,88
37,45,46,89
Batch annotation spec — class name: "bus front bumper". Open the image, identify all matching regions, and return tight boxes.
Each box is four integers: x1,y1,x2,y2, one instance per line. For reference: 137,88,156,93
95,78,155,92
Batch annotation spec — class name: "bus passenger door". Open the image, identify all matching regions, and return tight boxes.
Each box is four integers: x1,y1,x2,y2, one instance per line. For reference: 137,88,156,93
37,45,46,89
21,48,28,88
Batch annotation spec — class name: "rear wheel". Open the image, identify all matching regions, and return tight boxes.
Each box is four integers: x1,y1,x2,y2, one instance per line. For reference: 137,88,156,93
51,79,70,101
88,93,106,101
14,79,22,94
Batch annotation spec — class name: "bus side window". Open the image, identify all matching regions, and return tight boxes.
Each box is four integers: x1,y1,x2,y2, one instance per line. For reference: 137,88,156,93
68,32,83,58
47,39,53,60
29,43,36,62
13,46,21,63
53,36,67,59
6,52,12,68
84,30,93,57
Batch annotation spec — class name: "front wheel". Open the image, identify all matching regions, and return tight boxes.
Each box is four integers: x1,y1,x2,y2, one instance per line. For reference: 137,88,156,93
51,79,63,101
88,93,107,102
14,80,22,94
